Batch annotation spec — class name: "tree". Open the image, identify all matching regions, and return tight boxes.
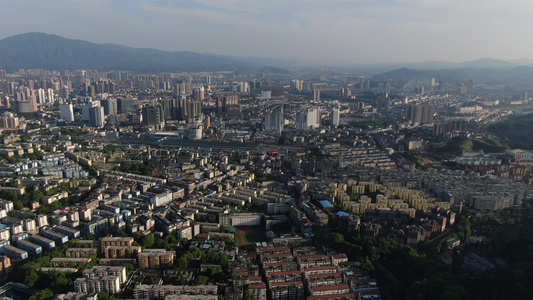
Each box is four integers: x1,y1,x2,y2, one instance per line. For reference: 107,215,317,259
138,233,155,248
154,238,169,250
115,229,128,237
59,182,70,192
45,187,59,196
207,267,225,282
24,268,40,287
177,256,189,269
32,191,45,203
361,256,374,273
123,263,135,273
29,289,54,300
13,199,24,210
243,290,257,300
20,134,32,143
193,275,209,286
46,270,73,294
329,233,345,245
97,291,115,300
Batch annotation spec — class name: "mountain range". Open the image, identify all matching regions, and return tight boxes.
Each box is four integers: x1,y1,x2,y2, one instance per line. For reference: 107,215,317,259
0,32,286,73
375,65,533,87
2,32,533,87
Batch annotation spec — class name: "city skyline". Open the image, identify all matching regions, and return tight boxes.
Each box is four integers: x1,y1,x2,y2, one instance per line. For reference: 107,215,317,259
1,0,532,64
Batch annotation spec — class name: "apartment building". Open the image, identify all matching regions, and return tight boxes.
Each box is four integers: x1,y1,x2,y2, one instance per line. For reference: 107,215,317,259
133,285,217,299
105,246,142,259
100,237,134,252
269,281,304,300
138,249,174,269
309,284,350,296
66,248,98,258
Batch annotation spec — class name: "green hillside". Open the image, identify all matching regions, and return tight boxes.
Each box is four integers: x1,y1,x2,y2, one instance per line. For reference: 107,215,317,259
487,114,533,150
430,138,507,159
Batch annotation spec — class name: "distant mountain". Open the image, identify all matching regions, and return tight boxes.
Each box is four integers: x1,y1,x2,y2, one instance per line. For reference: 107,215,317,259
451,58,518,69
1,32,532,81
377,65,533,87
507,58,533,66
0,32,286,73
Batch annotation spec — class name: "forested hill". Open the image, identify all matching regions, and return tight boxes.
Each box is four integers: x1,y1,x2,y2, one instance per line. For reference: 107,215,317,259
487,114,533,150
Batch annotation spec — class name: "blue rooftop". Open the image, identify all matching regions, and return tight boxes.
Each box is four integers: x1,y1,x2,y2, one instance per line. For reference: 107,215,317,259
319,200,334,209
336,211,350,217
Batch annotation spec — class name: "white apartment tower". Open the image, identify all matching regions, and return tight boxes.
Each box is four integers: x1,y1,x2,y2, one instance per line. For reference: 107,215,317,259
60,103,75,122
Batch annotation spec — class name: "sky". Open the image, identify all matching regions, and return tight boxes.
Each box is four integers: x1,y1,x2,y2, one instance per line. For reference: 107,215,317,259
0,0,532,64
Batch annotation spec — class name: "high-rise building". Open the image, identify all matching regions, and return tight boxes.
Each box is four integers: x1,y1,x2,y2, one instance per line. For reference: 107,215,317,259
376,96,390,113
291,79,304,91
118,99,134,114
171,98,185,120
313,89,320,102
108,82,116,94
433,119,468,136
295,111,307,130
87,86,96,97
36,89,46,104
186,100,201,120
332,108,340,127
296,108,321,130
177,83,193,95
377,83,384,93
101,98,118,115
62,86,69,99
192,86,205,101
265,106,284,132
261,85,284,97
307,108,320,128
249,80,262,94
91,106,105,127
46,88,55,103
83,81,91,94
216,95,239,114
171,96,201,122
231,82,249,93
27,79,35,90
0,112,20,129
158,99,171,120
17,98,37,114
341,87,351,97
142,105,161,127
82,100,101,122
407,104,435,125
60,103,75,122
0,81,15,95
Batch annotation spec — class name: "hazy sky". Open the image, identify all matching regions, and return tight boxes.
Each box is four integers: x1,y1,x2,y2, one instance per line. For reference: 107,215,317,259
1,0,531,63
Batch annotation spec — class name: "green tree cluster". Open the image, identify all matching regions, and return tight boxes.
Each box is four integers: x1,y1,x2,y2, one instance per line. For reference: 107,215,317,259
487,114,533,149
136,233,155,248
326,209,533,300
114,162,154,176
